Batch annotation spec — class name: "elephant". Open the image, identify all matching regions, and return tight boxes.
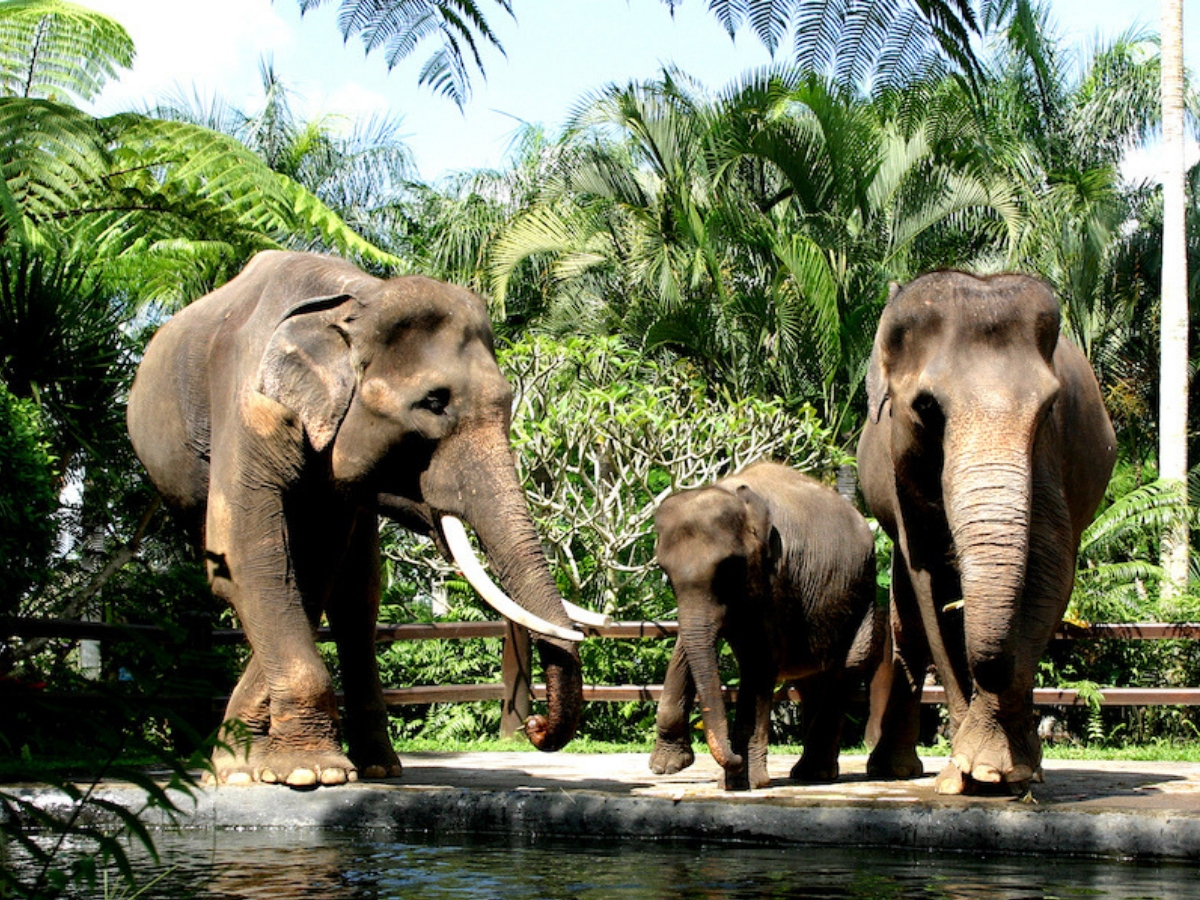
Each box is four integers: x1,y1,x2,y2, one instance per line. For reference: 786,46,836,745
127,250,594,787
648,461,882,790
858,271,1115,794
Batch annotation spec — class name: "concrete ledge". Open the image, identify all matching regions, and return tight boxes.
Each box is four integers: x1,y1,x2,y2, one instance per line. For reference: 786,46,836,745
10,754,1200,861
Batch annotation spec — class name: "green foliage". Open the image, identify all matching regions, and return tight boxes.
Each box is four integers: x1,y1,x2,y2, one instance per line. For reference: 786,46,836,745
0,384,56,616
0,242,132,472
500,334,843,619
147,61,414,280
0,0,133,103
1069,479,1196,625
0,688,217,900
488,69,1017,427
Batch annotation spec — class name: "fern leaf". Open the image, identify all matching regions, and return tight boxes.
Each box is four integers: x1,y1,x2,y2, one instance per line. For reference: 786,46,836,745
0,0,133,102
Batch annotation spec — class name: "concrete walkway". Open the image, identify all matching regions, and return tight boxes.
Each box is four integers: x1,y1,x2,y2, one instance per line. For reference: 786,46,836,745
17,752,1200,861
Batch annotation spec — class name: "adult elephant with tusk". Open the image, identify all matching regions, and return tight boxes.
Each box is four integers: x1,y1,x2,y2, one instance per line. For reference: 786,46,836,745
127,250,586,788
858,271,1115,795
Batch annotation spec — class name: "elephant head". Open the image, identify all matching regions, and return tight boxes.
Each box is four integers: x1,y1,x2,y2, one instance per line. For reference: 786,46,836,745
255,268,583,750
654,481,778,772
865,272,1063,694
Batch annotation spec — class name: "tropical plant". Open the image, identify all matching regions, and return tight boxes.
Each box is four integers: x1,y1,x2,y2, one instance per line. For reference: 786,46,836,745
0,0,133,103
148,60,417,271
302,0,986,106
1068,479,1196,625
296,0,515,108
0,1,399,306
488,68,1017,430
0,384,56,617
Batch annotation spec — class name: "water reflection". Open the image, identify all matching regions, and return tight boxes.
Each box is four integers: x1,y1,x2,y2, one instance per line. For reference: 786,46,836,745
99,830,1195,900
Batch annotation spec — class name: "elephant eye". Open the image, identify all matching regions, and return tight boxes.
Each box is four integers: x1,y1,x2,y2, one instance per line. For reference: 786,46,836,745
912,392,940,421
417,388,451,416
912,392,945,434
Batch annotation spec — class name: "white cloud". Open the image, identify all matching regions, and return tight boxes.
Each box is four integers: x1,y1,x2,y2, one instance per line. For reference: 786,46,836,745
1122,141,1200,186
86,0,294,113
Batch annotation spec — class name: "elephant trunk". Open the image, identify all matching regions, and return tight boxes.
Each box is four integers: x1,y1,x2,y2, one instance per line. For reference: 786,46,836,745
679,610,743,772
943,433,1032,695
452,444,583,752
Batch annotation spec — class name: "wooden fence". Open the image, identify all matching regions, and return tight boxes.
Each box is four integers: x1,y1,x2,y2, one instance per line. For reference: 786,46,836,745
5,617,1200,739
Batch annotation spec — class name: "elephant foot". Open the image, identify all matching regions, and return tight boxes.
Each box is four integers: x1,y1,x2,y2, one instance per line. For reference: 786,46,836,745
934,759,967,794
935,758,1039,796
347,731,403,780
649,738,695,775
207,728,266,786
358,761,403,780
791,756,838,784
718,766,752,791
942,705,1039,795
718,755,768,791
866,746,924,780
257,748,359,788
209,736,358,787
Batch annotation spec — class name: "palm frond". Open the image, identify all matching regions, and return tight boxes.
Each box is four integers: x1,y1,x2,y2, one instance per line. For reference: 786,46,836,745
1079,480,1192,566
298,0,513,108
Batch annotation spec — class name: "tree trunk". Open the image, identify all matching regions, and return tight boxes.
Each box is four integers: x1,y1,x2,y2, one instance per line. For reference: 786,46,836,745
1159,0,1189,594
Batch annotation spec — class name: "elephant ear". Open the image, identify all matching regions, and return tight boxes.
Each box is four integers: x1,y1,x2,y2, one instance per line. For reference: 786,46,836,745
867,283,902,424
866,346,889,424
256,294,358,452
735,484,778,563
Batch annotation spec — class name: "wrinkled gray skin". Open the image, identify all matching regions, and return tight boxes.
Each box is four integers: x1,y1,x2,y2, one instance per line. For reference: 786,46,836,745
127,251,582,787
858,272,1115,795
649,462,882,791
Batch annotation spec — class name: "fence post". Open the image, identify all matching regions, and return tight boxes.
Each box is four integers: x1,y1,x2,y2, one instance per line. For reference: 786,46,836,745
500,621,532,739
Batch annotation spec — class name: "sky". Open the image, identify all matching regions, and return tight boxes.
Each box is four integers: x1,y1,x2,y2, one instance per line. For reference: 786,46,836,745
85,0,1191,185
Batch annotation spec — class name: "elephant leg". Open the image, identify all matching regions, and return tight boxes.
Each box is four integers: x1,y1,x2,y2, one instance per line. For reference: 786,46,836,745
326,511,402,780
205,451,356,787
207,652,270,784
650,641,697,774
723,669,771,791
867,565,929,779
792,671,846,783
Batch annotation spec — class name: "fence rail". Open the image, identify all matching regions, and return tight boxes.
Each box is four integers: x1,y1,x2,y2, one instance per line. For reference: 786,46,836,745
6,618,1200,736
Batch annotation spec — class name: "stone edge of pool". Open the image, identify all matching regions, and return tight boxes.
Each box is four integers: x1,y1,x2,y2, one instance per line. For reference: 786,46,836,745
8,754,1200,862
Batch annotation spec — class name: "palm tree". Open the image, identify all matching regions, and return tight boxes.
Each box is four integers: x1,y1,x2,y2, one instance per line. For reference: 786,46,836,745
976,16,1163,357
488,68,1017,428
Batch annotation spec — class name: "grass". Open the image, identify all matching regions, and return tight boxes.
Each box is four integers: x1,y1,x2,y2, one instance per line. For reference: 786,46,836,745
391,736,1200,762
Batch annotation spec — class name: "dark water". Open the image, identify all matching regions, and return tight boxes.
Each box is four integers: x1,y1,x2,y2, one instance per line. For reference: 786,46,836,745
57,829,1200,900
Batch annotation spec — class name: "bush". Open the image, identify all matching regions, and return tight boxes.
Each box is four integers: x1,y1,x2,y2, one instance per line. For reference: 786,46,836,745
0,385,58,618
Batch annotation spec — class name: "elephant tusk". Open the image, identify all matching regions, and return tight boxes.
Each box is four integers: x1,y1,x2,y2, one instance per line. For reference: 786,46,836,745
440,516,584,642
561,601,612,628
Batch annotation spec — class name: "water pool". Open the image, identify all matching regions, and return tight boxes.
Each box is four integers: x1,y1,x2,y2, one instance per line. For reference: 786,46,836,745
63,829,1200,899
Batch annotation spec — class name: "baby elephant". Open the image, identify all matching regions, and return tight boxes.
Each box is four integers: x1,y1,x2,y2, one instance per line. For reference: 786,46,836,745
650,461,880,790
